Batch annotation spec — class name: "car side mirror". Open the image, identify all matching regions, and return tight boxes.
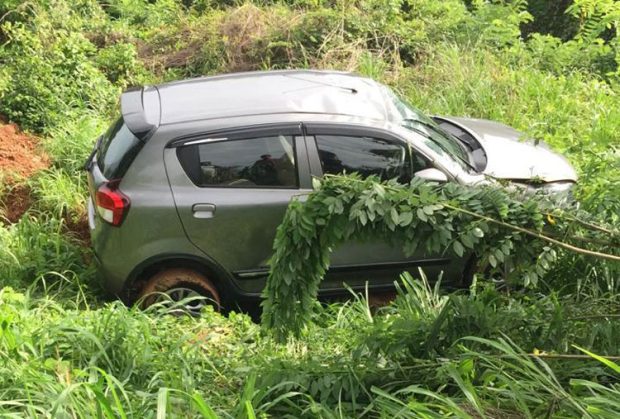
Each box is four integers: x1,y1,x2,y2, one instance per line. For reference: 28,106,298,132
414,168,448,182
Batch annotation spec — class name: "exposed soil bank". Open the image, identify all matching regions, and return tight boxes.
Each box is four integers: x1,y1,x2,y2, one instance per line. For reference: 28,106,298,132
0,121,49,223
0,122,49,179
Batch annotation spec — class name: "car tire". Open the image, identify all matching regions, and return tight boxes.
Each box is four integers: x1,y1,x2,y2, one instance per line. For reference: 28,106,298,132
460,255,478,288
138,268,221,315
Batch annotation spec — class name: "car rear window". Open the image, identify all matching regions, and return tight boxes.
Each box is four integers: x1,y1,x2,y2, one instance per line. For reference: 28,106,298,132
97,116,144,179
177,135,298,188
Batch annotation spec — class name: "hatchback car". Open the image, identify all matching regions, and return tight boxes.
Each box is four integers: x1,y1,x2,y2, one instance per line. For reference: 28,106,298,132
85,70,577,313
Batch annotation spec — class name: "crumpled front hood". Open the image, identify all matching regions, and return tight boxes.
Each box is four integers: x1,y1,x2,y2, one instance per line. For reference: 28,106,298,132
444,117,577,183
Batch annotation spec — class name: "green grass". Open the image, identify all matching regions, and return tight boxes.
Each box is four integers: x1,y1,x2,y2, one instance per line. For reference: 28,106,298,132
0,274,619,417
30,168,88,223
0,0,619,416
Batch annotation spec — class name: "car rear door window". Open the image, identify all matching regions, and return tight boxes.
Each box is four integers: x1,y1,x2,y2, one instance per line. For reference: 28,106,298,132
177,135,298,188
314,135,428,182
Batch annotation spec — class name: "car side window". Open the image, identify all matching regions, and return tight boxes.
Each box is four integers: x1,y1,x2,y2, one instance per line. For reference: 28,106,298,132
177,135,298,188
314,134,430,183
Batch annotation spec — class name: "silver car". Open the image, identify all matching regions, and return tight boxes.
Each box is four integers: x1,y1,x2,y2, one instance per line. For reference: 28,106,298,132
85,70,577,313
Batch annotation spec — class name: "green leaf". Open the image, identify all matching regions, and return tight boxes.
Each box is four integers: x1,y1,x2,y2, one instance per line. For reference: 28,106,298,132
390,208,399,225
245,401,257,419
157,388,168,419
461,234,473,248
453,241,464,257
416,208,428,222
399,211,413,226
359,211,368,226
573,346,620,373
191,393,217,419
373,183,386,197
311,177,322,190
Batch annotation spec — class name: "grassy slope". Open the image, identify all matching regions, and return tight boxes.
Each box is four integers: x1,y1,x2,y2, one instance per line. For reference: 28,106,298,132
0,0,619,417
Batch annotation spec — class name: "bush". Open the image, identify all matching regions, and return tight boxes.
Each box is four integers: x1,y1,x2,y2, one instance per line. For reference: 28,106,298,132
95,43,151,87
0,22,117,132
399,45,620,163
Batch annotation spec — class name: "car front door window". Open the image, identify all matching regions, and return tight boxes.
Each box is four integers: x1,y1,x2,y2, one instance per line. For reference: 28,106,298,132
313,134,431,183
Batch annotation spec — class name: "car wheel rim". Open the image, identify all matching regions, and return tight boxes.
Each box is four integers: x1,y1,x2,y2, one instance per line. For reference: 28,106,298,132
161,287,210,316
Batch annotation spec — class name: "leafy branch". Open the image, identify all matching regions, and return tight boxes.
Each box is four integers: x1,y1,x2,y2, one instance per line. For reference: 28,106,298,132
261,175,619,340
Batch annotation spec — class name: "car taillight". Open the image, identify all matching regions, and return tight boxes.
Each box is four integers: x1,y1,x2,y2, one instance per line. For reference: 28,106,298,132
95,180,130,226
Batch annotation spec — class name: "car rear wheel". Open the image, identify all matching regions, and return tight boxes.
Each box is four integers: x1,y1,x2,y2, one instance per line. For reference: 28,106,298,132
138,268,221,316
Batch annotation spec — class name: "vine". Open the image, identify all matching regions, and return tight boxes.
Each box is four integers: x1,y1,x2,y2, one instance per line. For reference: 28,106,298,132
261,175,619,340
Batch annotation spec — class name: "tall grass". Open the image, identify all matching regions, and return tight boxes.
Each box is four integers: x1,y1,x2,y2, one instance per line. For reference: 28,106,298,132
0,216,89,291
3,272,618,417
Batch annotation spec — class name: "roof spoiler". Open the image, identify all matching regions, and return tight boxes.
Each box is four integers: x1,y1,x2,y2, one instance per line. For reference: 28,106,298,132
120,86,161,138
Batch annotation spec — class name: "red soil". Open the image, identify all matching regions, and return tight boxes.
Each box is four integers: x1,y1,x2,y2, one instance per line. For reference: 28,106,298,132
0,121,49,224
1,184,33,224
0,121,90,243
0,122,49,179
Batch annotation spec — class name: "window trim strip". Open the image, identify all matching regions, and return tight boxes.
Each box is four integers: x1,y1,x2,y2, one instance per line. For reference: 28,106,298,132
182,137,228,146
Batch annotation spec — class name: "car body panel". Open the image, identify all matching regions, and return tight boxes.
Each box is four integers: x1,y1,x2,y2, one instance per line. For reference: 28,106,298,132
302,122,464,283
439,117,577,182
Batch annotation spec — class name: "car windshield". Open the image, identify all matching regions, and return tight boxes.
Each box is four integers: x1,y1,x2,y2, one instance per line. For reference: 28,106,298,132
383,88,473,172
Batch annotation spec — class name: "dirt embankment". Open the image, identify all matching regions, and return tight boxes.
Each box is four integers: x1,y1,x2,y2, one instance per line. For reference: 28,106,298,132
0,121,90,243
0,122,49,179
0,121,49,223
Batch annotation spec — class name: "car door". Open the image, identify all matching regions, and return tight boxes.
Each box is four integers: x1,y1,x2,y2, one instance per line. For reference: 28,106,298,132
164,124,312,295
303,123,461,290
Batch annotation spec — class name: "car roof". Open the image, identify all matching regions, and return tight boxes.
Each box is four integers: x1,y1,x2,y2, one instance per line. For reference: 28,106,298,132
121,70,394,135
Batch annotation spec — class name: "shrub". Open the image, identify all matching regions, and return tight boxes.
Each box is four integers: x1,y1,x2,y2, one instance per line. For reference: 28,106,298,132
0,22,117,132
95,43,151,88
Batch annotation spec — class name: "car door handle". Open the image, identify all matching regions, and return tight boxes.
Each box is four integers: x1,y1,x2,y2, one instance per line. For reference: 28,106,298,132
192,203,216,219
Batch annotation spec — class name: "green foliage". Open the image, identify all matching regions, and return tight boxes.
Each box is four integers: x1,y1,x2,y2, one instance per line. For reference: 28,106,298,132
261,174,618,339
400,45,620,157
523,0,579,40
470,0,533,47
30,169,88,223
0,21,116,132
365,272,620,359
0,215,88,290
100,0,184,26
524,33,616,76
0,288,258,416
42,113,107,173
95,43,151,88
